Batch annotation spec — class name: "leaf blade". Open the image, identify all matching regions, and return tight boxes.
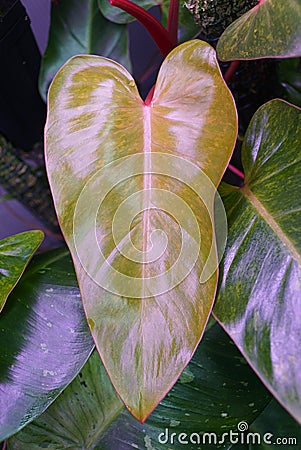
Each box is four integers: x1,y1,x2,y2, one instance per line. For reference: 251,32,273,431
0,230,43,313
8,323,272,449
217,0,301,60
39,0,131,100
214,99,301,423
45,40,237,421
0,248,94,440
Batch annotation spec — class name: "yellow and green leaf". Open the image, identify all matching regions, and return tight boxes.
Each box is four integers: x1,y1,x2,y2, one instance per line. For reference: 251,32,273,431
217,0,301,60
45,40,237,421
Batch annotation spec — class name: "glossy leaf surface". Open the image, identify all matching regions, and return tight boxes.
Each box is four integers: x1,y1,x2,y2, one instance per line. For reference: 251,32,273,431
39,0,131,100
217,0,301,60
8,324,271,449
214,100,301,423
0,248,94,440
45,40,237,421
0,230,43,313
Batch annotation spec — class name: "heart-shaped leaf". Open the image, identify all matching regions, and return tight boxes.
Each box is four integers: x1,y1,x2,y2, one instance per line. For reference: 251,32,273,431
214,100,301,423
39,0,131,101
217,0,301,60
45,40,237,421
8,323,271,449
0,230,43,313
0,248,94,440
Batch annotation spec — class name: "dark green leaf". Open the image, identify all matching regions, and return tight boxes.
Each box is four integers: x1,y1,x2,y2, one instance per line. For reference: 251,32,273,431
245,399,301,449
0,231,43,313
45,40,237,421
278,58,301,107
0,248,94,440
8,323,271,449
39,0,131,101
217,0,301,60
214,99,301,423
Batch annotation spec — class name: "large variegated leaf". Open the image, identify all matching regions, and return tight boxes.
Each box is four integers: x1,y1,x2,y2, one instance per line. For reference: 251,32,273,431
214,100,301,423
8,323,272,449
0,248,94,440
217,0,301,60
0,230,43,313
39,0,131,100
45,40,237,421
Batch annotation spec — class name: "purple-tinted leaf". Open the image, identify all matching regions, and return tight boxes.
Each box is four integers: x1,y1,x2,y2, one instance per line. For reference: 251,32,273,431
0,248,94,440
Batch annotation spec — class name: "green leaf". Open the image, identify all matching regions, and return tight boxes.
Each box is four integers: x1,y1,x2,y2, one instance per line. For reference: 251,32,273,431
45,40,237,421
0,231,43,313
39,0,131,101
278,58,301,107
244,399,301,449
0,248,94,440
217,0,301,60
8,323,271,449
98,0,159,24
214,100,301,423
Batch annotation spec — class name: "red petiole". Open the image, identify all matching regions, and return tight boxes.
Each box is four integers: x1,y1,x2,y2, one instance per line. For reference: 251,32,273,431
228,164,244,180
166,0,179,46
109,0,178,57
224,60,240,83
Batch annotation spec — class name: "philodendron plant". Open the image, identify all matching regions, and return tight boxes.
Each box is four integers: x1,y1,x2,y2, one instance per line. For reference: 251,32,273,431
1,0,301,448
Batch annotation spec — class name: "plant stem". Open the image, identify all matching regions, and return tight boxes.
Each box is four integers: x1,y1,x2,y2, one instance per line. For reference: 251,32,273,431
228,163,244,180
167,0,179,45
224,60,240,83
110,0,174,57
144,85,155,105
